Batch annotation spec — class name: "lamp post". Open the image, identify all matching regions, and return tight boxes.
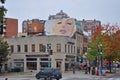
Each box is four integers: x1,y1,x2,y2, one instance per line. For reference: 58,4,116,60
98,42,103,76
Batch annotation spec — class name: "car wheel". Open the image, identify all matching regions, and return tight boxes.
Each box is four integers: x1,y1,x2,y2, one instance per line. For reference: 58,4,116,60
49,77,52,80
35,75,39,79
56,79,59,80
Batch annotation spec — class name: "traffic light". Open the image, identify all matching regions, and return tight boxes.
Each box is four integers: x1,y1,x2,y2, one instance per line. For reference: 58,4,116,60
77,56,83,63
48,62,51,67
98,47,102,54
98,43,102,54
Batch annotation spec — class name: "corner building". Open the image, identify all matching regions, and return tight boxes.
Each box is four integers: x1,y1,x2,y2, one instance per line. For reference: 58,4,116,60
5,35,76,72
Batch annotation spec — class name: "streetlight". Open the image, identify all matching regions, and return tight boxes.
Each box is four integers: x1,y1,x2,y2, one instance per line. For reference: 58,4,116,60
98,42,103,76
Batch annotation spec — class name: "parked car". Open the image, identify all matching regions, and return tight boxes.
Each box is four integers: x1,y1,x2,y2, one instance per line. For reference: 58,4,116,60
35,68,62,80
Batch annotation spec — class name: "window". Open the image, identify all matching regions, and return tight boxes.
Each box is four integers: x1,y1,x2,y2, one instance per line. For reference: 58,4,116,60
68,45,70,53
65,44,67,53
39,44,46,52
17,45,21,52
56,44,61,52
26,58,37,70
39,44,42,52
29,28,31,32
10,45,14,53
71,45,73,53
24,45,28,52
32,44,35,52
77,47,80,53
34,26,37,32
40,62,49,68
74,46,75,53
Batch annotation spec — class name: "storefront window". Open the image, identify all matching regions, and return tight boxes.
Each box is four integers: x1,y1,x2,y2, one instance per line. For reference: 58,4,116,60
40,62,49,68
26,58,37,70
27,62,37,70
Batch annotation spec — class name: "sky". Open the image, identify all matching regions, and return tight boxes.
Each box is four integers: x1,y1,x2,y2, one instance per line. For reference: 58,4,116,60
3,0,120,32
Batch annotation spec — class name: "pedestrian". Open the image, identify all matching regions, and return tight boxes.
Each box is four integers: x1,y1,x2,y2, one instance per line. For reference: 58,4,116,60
84,64,87,74
80,63,83,71
91,66,95,75
87,62,91,74
72,63,76,74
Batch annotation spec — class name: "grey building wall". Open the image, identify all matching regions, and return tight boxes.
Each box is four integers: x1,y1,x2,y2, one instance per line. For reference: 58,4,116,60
4,35,77,72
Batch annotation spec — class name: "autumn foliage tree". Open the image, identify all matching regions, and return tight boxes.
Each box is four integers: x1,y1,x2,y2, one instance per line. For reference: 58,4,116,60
86,25,106,61
86,24,120,72
102,25,120,61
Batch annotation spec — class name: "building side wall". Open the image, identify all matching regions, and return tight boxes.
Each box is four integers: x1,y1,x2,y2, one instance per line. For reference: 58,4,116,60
4,18,18,38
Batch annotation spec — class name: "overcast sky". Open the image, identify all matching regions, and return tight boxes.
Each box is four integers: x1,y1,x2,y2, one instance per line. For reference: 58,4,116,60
4,0,120,32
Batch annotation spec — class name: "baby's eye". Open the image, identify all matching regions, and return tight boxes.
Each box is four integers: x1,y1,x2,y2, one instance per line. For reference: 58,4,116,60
67,23,72,25
57,22,62,24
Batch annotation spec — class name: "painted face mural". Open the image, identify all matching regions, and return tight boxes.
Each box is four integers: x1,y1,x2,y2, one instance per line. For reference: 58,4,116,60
45,18,76,37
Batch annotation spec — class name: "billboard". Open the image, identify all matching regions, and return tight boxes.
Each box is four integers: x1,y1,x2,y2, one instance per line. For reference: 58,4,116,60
45,18,76,37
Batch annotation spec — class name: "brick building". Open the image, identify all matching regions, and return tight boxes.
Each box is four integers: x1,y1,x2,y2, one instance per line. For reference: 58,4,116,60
22,19,45,36
3,18,18,38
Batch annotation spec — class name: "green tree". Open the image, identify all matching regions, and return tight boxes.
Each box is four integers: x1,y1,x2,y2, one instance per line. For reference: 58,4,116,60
0,40,9,61
85,26,106,62
0,39,9,72
0,0,7,35
0,0,7,72
0,0,7,21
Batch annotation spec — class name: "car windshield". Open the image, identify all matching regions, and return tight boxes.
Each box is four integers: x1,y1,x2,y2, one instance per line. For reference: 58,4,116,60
39,68,52,72
39,68,61,73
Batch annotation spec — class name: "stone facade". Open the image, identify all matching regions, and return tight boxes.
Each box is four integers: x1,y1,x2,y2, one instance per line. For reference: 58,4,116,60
4,35,77,73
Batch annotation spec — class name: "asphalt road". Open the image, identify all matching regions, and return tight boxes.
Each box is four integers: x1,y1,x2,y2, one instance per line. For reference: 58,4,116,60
0,70,120,80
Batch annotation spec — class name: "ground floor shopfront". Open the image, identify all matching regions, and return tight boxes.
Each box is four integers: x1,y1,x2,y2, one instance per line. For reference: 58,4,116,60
6,53,76,73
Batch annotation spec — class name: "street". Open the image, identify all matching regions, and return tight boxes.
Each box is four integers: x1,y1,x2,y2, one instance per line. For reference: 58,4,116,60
0,70,120,80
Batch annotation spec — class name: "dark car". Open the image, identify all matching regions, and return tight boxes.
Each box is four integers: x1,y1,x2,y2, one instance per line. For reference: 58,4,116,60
35,68,62,80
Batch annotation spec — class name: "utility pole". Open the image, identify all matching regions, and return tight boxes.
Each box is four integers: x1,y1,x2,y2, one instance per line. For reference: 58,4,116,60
98,42,103,76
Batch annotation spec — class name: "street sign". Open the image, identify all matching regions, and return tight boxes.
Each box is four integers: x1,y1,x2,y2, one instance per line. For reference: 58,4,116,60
47,43,51,49
48,62,51,67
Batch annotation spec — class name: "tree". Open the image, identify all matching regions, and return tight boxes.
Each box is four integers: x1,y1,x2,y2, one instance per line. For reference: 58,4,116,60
0,0,7,34
0,0,7,72
0,39,9,72
0,0,7,20
103,25,120,59
87,24,120,72
85,25,106,62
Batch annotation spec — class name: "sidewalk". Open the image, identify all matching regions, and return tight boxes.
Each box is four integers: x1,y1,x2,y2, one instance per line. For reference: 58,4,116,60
62,71,97,80
104,68,120,77
62,69,120,79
